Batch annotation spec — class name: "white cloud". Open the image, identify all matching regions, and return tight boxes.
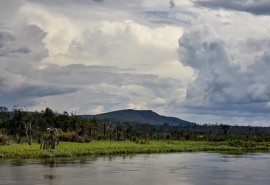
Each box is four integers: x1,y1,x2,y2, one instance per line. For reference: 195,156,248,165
0,0,190,118
178,9,270,125
89,105,104,115
20,4,80,56
127,102,146,110
19,2,193,81
2,0,270,126
69,20,190,80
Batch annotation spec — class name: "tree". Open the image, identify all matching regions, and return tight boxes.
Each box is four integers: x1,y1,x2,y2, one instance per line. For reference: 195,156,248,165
8,108,25,143
103,122,107,140
23,114,33,145
220,124,231,139
108,122,114,142
43,107,56,128
69,114,80,142
55,111,69,132
0,106,9,129
123,123,128,141
7,108,33,144
88,118,98,139
78,118,92,142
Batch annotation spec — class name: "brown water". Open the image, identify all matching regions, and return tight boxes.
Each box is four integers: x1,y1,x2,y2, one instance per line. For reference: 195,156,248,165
0,152,270,185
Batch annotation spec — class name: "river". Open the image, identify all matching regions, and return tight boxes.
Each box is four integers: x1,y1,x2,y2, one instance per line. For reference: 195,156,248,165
0,152,269,185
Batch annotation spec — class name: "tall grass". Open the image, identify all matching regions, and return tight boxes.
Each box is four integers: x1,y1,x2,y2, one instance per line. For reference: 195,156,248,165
0,140,270,159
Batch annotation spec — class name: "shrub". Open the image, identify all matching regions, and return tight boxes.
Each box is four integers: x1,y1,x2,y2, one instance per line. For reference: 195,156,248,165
228,140,243,147
0,133,9,145
59,132,74,142
228,140,257,148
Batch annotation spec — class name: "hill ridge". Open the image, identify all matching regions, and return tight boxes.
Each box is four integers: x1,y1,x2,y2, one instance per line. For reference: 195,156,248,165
81,109,196,126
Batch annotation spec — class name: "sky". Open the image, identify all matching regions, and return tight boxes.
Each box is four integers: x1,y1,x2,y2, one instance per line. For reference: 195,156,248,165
1,0,270,126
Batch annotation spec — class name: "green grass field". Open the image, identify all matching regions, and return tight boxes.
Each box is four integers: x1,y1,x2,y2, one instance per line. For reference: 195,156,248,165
1,140,270,159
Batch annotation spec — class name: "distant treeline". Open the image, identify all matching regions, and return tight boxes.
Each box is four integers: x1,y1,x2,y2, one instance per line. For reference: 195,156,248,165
1,106,270,145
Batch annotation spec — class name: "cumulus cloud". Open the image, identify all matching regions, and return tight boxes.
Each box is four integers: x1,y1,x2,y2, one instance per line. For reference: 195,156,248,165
0,22,78,108
18,2,192,79
0,0,194,117
179,24,243,105
20,4,80,56
193,0,270,16
68,20,188,79
178,14,270,124
3,0,270,126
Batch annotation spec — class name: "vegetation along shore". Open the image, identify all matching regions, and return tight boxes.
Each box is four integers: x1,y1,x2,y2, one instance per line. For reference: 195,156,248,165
1,106,270,159
1,141,270,159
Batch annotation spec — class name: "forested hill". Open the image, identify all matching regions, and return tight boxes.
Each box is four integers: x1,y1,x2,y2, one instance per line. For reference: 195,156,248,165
80,109,196,126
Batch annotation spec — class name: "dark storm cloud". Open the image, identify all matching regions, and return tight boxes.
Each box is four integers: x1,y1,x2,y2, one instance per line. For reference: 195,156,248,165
0,83,78,108
1,83,77,99
31,63,185,115
39,64,182,91
0,31,14,43
0,31,14,55
193,0,270,15
0,21,50,110
14,47,31,54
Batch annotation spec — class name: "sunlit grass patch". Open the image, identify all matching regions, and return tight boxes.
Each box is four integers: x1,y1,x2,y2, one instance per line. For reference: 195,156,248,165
1,140,270,159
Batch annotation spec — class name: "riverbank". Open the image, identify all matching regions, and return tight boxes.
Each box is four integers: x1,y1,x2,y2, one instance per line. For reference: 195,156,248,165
1,140,270,159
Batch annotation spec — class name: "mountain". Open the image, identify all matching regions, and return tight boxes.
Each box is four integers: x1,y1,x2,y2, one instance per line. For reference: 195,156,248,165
81,109,196,126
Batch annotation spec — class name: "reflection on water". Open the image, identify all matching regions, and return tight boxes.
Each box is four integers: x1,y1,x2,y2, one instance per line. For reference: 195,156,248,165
0,152,270,185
